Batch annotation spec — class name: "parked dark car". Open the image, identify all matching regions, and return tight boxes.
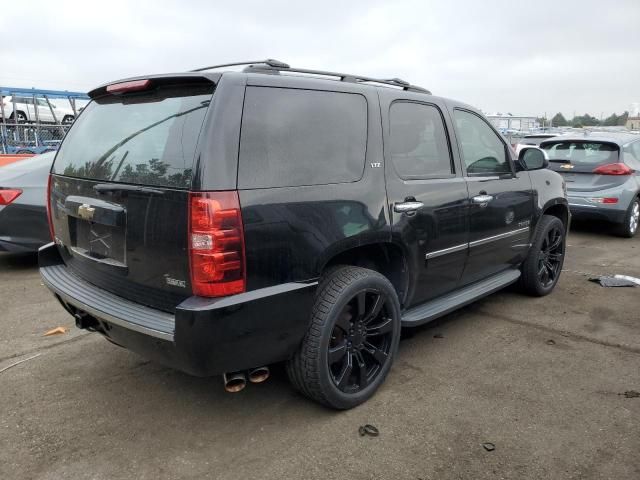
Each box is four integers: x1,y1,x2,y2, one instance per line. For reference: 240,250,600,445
540,132,640,237
39,60,569,409
0,152,53,252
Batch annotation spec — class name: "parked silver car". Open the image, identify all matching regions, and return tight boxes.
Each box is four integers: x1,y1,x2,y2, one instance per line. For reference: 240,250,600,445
540,133,640,237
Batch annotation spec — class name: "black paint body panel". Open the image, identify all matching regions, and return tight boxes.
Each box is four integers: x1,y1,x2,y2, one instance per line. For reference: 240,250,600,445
39,69,569,377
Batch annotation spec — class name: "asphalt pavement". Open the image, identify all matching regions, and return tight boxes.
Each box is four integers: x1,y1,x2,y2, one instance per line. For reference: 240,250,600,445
1,221,638,480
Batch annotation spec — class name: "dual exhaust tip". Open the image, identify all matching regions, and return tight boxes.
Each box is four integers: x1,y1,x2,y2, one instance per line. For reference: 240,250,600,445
223,366,270,393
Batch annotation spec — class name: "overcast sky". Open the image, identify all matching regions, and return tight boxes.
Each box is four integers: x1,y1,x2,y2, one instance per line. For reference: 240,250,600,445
2,0,638,118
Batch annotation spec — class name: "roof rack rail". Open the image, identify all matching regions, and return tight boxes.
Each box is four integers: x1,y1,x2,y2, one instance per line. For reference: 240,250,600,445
190,59,431,94
243,64,431,94
191,59,290,72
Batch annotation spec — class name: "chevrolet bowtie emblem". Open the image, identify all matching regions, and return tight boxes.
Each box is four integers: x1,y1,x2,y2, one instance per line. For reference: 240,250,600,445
560,164,574,169
78,204,96,220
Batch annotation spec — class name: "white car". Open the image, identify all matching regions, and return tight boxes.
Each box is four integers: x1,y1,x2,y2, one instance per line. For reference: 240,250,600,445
1,95,76,124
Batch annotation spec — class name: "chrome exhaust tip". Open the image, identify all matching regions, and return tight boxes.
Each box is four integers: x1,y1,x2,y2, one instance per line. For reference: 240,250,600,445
247,366,270,384
223,372,247,393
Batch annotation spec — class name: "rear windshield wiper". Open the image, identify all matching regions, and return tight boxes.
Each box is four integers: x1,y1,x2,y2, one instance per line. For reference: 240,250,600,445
93,184,165,195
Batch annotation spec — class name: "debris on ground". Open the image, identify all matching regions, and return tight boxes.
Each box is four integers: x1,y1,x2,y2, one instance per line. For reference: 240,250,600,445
358,424,379,437
482,442,495,452
589,275,640,287
0,353,42,374
433,333,444,339
621,390,640,398
43,326,68,336
546,339,556,345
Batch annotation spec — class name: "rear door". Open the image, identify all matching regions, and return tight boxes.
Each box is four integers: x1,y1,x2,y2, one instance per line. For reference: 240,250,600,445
382,93,469,307
451,108,534,285
49,79,215,312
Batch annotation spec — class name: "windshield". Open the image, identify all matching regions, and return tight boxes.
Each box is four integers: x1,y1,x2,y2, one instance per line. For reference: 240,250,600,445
53,84,214,188
540,141,619,166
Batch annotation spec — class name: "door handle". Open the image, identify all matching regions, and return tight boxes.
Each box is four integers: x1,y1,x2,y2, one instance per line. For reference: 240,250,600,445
394,201,424,213
472,194,494,206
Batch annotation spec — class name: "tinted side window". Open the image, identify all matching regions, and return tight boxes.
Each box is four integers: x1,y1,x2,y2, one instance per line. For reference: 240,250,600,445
389,102,453,178
454,110,510,175
238,87,367,189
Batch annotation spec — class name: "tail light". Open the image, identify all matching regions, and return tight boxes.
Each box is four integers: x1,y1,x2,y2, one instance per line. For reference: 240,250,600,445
592,163,633,175
46,174,55,240
189,191,246,297
0,188,22,205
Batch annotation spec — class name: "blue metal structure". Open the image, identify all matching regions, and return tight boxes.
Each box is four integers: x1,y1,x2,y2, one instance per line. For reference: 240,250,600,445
0,86,89,154
0,86,89,100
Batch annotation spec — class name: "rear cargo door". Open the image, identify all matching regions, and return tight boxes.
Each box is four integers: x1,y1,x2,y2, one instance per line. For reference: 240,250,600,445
49,80,215,312
541,140,624,192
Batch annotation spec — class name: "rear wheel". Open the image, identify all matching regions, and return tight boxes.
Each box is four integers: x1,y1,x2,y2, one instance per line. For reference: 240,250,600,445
520,215,566,296
615,197,639,238
10,111,27,123
286,266,401,409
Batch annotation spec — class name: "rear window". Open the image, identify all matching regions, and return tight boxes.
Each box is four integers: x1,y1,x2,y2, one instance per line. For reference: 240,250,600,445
540,141,619,166
53,84,214,188
238,87,367,189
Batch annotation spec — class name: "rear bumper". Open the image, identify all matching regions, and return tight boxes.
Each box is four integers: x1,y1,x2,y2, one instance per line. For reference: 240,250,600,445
39,243,317,376
567,203,626,223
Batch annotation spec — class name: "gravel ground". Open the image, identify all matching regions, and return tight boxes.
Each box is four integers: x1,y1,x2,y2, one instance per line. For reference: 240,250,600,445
1,221,638,480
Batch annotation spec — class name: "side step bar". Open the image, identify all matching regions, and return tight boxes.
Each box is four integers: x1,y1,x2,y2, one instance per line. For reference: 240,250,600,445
401,269,521,327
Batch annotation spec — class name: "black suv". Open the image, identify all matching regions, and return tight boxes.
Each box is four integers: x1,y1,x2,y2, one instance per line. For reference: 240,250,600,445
39,60,569,409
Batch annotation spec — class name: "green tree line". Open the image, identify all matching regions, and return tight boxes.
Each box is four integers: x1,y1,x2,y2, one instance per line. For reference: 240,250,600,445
537,112,630,128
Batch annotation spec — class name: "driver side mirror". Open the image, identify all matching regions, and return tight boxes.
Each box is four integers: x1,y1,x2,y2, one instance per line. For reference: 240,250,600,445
519,147,548,171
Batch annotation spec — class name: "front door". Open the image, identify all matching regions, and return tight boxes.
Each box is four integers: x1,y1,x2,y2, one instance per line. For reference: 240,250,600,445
382,95,469,308
451,109,534,285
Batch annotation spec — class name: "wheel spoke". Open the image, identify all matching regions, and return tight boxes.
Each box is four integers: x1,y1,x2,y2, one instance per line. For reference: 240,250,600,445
366,317,393,337
548,252,563,261
335,351,353,389
363,293,385,325
354,350,369,389
548,233,562,251
328,340,348,365
363,341,389,365
356,291,367,319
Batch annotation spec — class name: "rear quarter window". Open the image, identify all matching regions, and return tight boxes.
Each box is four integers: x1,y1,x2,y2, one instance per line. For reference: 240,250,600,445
238,87,367,189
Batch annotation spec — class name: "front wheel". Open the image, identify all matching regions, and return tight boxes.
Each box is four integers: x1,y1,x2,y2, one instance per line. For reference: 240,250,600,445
520,215,566,296
615,197,639,238
286,266,401,409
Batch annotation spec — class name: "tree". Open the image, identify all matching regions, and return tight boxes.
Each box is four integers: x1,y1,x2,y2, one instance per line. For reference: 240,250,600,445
602,113,620,126
571,113,599,127
551,112,568,126
618,111,629,126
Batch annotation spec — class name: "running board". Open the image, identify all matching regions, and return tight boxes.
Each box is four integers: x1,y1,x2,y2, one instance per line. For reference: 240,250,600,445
401,269,521,327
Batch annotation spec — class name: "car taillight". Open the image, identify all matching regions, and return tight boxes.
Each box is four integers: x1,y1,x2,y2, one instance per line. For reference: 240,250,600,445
46,174,55,241
0,188,22,205
189,191,246,297
592,163,633,175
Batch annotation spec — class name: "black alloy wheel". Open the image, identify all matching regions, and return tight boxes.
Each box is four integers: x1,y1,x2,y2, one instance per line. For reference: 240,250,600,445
287,266,401,409
520,215,566,296
328,289,394,393
537,224,564,288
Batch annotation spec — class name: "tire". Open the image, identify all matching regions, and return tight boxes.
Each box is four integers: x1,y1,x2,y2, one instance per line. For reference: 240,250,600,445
614,197,639,238
10,111,27,123
520,215,566,297
286,266,401,409
62,115,74,125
